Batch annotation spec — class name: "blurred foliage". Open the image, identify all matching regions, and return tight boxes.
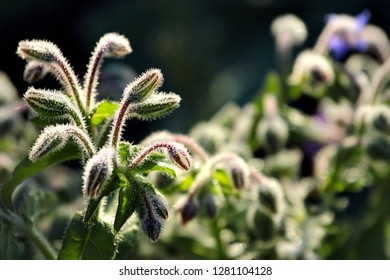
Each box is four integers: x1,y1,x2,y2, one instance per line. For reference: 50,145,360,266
2,1,390,260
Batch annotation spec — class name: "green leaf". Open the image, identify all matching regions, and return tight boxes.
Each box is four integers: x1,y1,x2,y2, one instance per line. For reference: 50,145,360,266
90,101,118,126
0,144,80,209
58,212,117,260
114,184,137,234
21,190,57,222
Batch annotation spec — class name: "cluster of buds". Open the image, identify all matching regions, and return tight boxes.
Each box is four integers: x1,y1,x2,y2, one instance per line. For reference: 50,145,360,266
17,33,190,242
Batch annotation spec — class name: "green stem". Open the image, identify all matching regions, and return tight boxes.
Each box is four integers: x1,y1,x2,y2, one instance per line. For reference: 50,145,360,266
6,211,56,260
210,219,227,259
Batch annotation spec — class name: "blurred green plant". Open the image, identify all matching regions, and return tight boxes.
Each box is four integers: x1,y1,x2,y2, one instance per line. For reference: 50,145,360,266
2,10,390,260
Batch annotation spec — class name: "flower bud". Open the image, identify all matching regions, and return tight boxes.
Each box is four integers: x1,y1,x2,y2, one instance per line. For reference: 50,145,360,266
29,124,96,161
288,50,334,89
258,178,285,216
98,32,132,58
17,39,83,112
201,193,217,219
141,216,162,242
29,126,67,161
229,159,250,190
23,61,49,84
178,198,199,225
271,14,307,53
135,182,167,241
129,92,181,121
257,116,289,154
365,133,390,160
124,68,164,103
251,208,276,242
369,105,390,133
167,142,192,171
24,87,83,127
17,40,60,63
82,146,115,199
151,195,169,220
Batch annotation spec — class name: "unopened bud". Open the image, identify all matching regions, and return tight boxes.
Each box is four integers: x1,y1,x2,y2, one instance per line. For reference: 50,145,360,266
29,126,67,161
201,193,217,219
251,208,276,242
17,40,60,63
178,198,199,225
135,182,167,241
130,93,181,120
142,216,162,242
258,178,285,216
124,68,164,103
271,14,307,53
167,142,192,171
257,116,289,154
365,133,390,160
288,50,334,88
24,87,83,127
151,195,169,220
229,160,250,190
82,146,115,199
370,105,390,133
98,33,132,58
23,61,49,83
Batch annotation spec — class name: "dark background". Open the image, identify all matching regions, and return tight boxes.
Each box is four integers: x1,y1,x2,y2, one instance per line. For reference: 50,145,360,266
1,0,388,142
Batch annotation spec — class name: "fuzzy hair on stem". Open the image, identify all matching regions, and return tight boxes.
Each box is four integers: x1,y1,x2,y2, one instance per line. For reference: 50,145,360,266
108,69,166,149
84,33,132,112
29,124,96,161
17,39,85,113
128,140,192,171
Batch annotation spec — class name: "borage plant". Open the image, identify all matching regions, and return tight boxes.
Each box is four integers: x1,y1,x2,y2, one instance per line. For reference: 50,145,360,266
0,33,192,259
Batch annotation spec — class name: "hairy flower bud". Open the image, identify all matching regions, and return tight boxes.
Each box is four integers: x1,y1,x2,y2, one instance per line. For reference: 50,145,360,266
365,133,390,160
201,193,217,219
135,182,167,241
250,208,276,242
129,92,181,121
24,87,85,128
178,198,199,225
29,126,67,161
229,157,250,190
82,146,115,199
257,115,289,154
167,142,192,171
271,14,307,54
288,50,334,89
258,178,285,216
30,124,96,162
17,40,59,62
17,39,84,112
97,32,132,58
23,61,49,84
128,140,192,171
141,216,162,242
369,105,390,133
124,68,164,103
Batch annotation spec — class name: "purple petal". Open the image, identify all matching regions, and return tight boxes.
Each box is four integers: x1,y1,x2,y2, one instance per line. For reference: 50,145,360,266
329,35,349,59
355,38,368,52
355,10,371,31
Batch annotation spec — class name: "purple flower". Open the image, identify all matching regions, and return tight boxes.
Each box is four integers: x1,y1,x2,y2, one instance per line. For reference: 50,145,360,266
327,10,371,60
